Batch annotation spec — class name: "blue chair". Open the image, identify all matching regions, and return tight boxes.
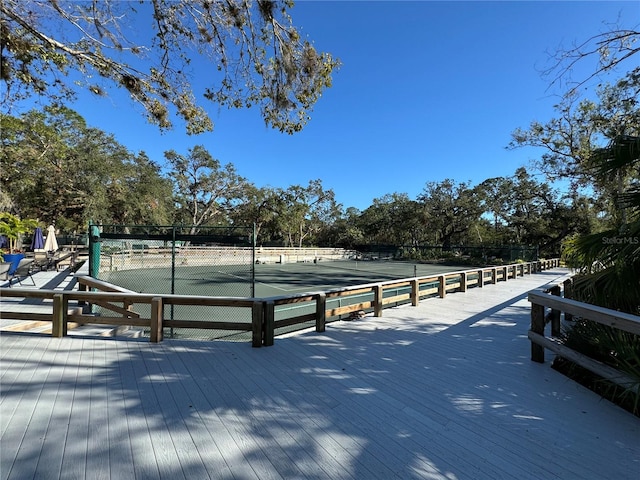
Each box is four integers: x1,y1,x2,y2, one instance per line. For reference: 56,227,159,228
8,258,35,287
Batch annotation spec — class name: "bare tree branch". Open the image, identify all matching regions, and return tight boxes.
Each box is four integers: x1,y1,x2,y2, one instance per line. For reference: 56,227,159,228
544,26,639,97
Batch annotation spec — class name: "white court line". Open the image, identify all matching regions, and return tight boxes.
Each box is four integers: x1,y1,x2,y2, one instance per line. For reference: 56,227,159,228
216,270,318,294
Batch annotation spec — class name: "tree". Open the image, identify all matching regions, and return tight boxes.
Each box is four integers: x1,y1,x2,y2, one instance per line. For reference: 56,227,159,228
358,193,426,247
315,206,365,249
509,71,640,206
106,152,175,227
508,168,596,255
1,0,339,134
418,180,484,250
0,212,38,253
564,135,640,314
0,106,174,231
275,179,339,247
229,185,283,244
477,176,515,243
543,27,639,98
165,145,250,232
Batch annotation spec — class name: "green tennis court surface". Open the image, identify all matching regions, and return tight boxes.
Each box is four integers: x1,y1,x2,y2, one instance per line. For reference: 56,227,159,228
253,260,470,296
97,260,478,341
101,260,472,297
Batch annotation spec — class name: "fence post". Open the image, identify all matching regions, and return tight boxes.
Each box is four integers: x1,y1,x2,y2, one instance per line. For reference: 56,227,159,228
411,279,419,306
548,285,562,336
374,284,383,317
77,280,86,308
316,292,326,332
438,275,446,298
459,272,467,292
251,301,263,348
52,293,67,338
531,302,545,363
263,300,275,346
477,269,484,288
502,266,508,281
563,278,573,323
150,297,163,343
491,268,497,284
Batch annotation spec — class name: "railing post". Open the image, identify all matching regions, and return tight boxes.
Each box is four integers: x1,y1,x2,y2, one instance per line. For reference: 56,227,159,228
563,278,573,323
78,280,86,308
374,284,383,317
502,266,508,281
264,300,275,346
316,292,326,332
477,269,484,288
549,285,562,336
52,293,67,338
150,297,163,343
531,302,545,363
491,268,497,284
459,272,467,292
411,279,419,306
251,301,263,348
438,275,446,298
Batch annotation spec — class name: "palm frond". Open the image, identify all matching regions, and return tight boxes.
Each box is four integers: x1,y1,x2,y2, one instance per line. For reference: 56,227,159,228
588,135,640,175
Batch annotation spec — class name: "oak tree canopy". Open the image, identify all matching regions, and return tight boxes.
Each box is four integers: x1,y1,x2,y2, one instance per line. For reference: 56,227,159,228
0,0,340,134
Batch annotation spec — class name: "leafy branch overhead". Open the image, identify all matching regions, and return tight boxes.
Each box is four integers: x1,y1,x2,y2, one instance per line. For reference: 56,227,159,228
0,0,340,134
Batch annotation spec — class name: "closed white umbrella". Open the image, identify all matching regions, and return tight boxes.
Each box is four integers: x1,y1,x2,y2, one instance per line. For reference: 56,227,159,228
44,225,58,252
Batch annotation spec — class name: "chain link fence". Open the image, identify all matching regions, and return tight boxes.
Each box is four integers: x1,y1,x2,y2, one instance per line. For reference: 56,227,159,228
89,224,255,340
357,244,539,263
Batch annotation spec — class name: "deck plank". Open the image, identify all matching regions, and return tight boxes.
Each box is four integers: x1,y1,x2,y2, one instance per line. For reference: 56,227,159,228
1,268,639,480
59,338,92,480
31,340,74,480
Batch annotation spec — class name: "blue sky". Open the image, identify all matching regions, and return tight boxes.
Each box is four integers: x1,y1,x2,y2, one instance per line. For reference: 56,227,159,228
61,1,638,211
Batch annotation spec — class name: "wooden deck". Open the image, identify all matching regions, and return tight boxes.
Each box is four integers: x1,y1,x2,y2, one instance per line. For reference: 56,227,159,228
1,268,639,479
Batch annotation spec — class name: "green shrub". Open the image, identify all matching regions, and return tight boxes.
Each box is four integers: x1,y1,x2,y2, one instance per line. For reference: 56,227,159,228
557,319,640,416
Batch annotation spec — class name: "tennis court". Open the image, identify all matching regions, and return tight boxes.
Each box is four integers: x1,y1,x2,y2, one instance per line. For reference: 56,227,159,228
254,259,469,296
101,259,471,297
97,259,477,341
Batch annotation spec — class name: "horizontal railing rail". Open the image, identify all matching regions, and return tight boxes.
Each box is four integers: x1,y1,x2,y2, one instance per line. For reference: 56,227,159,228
1,258,561,346
528,278,640,393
